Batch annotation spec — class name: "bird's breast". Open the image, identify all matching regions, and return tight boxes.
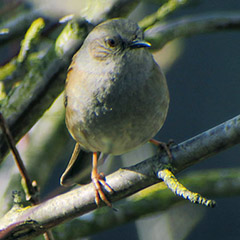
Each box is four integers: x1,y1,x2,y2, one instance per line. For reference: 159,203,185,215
65,54,168,154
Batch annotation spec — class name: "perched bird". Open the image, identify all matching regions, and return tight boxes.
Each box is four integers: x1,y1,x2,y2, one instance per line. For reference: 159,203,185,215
60,18,169,207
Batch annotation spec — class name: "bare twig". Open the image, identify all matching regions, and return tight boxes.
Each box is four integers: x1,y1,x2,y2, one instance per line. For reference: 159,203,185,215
145,12,240,50
0,112,38,204
0,112,55,240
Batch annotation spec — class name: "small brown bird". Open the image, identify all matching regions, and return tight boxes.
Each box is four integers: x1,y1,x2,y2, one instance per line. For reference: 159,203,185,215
60,18,169,207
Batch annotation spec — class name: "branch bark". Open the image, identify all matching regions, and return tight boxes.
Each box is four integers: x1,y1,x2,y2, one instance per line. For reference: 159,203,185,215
145,12,240,50
53,167,240,239
0,114,239,239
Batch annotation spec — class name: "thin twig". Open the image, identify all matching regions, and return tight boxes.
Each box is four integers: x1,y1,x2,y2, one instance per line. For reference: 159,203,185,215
139,0,190,30
145,12,240,50
0,112,38,204
158,169,216,207
0,112,55,240
44,231,55,240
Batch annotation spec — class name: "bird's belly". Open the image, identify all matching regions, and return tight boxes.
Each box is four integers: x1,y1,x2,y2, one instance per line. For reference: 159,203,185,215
66,92,167,155
65,58,169,155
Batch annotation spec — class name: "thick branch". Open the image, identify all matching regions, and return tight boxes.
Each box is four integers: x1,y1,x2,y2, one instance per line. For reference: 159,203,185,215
145,12,240,50
0,114,240,239
0,21,88,162
53,168,240,239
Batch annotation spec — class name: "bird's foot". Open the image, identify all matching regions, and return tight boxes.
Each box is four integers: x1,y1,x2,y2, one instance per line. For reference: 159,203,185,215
92,171,113,207
149,139,174,162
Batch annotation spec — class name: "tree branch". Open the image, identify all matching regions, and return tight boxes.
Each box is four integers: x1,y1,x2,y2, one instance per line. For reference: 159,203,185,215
139,0,190,30
0,10,48,45
145,12,240,50
0,20,89,162
0,114,239,239
53,167,240,239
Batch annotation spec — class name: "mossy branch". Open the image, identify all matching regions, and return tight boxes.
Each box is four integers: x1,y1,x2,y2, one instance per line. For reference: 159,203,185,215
139,0,190,30
0,19,89,162
0,10,49,45
17,18,45,63
158,169,216,207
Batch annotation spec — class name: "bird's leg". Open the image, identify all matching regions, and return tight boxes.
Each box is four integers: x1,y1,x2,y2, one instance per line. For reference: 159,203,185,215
91,152,113,207
149,139,173,162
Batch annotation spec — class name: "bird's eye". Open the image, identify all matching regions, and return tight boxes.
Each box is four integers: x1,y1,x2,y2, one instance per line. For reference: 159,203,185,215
106,38,117,47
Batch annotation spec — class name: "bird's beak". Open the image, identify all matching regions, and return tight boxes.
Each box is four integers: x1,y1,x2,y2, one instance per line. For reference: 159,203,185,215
129,40,151,49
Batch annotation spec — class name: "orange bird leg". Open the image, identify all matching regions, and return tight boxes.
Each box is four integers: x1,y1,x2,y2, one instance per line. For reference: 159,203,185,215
91,152,113,207
149,139,173,162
